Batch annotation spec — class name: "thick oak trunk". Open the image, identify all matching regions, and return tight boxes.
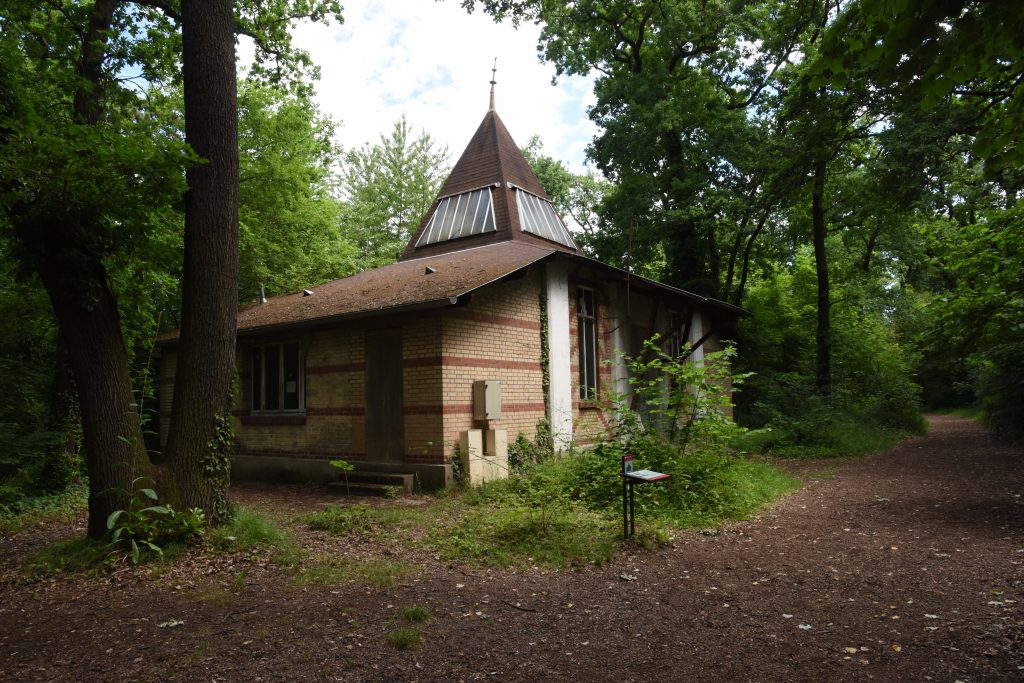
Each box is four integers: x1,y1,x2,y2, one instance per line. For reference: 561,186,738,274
162,0,239,521
36,241,149,538
811,159,832,397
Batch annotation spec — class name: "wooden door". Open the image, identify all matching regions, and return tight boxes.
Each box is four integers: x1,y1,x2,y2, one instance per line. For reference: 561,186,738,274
365,328,405,462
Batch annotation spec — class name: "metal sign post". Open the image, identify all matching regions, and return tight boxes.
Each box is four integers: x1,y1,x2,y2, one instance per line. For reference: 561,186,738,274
621,454,669,539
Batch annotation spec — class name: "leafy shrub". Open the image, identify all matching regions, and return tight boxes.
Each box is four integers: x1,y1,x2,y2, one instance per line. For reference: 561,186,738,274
0,482,87,534
106,480,206,564
507,420,555,473
451,340,794,535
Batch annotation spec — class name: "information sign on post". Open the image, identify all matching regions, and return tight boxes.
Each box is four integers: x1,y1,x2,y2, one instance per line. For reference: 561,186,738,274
621,455,669,539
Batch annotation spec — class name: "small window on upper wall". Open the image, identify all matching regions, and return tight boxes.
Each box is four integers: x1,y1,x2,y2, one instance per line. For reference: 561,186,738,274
251,342,303,413
577,287,597,400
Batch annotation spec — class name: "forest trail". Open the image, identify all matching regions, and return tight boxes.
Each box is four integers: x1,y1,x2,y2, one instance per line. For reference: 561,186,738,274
1,415,1021,681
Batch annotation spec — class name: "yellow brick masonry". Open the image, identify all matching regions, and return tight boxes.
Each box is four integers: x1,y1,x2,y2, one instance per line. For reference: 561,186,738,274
234,326,367,460
439,268,546,461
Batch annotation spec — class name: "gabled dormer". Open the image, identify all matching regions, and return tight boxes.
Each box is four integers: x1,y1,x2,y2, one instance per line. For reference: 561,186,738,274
399,105,580,261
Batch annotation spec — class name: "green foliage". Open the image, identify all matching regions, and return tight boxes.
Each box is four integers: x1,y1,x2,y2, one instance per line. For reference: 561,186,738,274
434,501,618,569
401,605,431,624
507,420,555,473
0,482,87,534
732,414,908,460
0,257,82,508
24,537,115,579
329,458,356,494
444,349,792,556
815,0,1023,171
237,82,354,300
614,338,747,453
339,116,449,268
922,208,1024,441
560,437,797,528
0,0,349,537
105,479,206,564
385,627,423,649
735,248,926,450
307,503,371,534
448,450,465,485
210,506,300,565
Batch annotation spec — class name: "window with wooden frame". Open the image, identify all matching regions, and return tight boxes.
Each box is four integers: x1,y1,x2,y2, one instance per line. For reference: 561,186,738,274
576,287,598,400
250,342,304,413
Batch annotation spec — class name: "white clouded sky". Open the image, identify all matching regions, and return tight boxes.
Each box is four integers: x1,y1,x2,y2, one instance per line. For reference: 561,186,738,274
281,0,597,173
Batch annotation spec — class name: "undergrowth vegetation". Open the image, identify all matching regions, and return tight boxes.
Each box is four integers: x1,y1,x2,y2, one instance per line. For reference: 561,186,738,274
735,253,928,456
19,339,813,577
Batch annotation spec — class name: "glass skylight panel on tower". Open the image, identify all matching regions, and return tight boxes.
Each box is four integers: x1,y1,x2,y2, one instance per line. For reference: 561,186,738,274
415,187,496,246
515,188,576,248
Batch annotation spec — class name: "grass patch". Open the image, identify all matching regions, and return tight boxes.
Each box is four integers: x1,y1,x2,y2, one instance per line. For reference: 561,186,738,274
307,503,431,538
735,418,912,459
401,605,431,623
933,406,985,421
385,627,422,649
0,483,88,535
294,556,415,587
431,504,618,569
24,537,112,578
670,458,798,527
210,506,303,566
25,533,192,578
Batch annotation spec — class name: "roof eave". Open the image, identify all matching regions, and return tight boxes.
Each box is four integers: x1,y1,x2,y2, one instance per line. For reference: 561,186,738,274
559,252,749,317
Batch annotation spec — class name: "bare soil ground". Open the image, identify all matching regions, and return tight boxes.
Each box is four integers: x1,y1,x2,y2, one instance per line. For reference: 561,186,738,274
1,414,1021,682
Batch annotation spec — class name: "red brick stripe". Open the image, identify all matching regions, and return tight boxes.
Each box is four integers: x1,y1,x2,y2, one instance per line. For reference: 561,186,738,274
307,407,365,417
445,310,541,330
404,402,546,415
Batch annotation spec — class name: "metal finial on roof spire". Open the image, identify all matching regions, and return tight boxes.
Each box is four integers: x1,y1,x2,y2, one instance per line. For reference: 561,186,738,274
489,57,497,112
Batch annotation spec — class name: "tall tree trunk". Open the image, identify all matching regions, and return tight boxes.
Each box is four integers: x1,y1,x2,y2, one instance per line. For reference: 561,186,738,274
811,158,831,397
163,0,239,521
732,209,768,308
35,235,149,538
723,212,751,301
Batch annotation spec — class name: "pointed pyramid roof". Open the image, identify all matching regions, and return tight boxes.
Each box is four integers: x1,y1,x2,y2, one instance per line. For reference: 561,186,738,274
400,109,580,261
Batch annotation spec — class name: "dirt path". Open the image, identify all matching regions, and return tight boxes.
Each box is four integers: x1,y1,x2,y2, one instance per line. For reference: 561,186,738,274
1,415,1021,682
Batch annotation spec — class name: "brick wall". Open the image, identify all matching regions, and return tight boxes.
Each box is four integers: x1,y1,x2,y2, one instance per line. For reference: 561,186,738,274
401,315,445,462
156,267,736,471
439,268,546,461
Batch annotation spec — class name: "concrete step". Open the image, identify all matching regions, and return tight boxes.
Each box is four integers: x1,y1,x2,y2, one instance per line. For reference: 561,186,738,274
327,471,415,496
